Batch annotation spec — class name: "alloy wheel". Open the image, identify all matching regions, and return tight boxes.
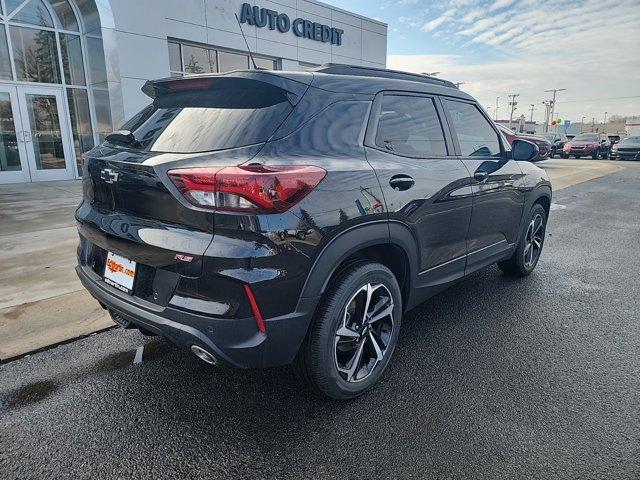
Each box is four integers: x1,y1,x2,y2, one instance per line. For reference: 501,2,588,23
334,283,394,383
524,213,544,269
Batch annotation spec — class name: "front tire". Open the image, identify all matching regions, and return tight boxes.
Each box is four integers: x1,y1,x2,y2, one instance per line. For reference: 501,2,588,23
498,203,547,277
293,262,402,400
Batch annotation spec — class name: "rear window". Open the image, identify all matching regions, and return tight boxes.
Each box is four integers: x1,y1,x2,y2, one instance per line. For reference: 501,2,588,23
116,78,294,153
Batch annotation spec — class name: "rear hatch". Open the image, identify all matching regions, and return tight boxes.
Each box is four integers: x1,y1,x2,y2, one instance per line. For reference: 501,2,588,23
77,72,310,290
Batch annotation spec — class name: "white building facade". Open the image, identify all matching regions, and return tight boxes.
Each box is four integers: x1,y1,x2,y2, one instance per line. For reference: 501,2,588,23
0,0,387,184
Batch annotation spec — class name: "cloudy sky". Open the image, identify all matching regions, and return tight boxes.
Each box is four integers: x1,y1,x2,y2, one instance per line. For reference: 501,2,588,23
322,0,640,123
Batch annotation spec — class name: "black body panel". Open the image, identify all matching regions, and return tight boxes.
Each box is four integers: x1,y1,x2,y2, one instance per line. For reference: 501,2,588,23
76,69,552,369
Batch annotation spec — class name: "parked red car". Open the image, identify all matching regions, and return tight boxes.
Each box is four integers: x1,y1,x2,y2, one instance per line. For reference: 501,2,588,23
562,133,610,159
496,124,551,162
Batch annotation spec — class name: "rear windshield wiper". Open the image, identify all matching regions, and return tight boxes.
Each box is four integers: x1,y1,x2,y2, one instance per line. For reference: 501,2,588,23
105,130,141,148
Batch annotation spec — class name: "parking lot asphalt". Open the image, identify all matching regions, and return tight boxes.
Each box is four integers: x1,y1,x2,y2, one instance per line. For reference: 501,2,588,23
1,163,639,480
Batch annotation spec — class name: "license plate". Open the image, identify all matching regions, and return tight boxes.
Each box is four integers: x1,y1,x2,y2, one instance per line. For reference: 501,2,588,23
104,251,137,293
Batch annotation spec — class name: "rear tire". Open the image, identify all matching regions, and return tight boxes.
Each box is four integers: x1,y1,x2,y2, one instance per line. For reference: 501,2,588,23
293,261,402,400
498,203,547,277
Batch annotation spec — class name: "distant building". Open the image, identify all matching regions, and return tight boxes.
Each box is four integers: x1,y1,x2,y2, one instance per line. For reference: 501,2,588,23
495,119,537,135
626,120,640,136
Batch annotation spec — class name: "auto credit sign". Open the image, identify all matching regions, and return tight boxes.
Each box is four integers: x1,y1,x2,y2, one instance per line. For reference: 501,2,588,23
239,3,344,46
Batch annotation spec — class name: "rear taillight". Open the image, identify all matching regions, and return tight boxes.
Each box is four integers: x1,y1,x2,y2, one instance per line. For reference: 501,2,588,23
167,165,326,213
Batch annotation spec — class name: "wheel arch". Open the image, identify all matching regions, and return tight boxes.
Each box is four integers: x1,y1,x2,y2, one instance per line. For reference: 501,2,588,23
296,220,419,312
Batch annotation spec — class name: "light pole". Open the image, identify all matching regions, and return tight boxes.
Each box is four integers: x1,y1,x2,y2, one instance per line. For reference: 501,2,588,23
544,88,566,134
495,96,500,121
603,111,608,133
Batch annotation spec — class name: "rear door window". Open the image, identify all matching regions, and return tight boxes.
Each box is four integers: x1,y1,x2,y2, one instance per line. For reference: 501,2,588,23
443,99,501,157
117,78,294,153
374,95,447,157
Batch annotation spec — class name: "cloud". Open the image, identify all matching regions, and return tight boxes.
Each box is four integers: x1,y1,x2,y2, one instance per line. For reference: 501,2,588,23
386,0,640,120
421,8,456,32
387,53,640,120
489,0,516,11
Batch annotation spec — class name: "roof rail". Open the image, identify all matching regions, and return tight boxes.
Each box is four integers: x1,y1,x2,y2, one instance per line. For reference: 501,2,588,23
313,64,458,89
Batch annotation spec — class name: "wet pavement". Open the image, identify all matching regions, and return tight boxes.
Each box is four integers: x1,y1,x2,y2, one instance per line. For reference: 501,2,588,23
1,164,639,479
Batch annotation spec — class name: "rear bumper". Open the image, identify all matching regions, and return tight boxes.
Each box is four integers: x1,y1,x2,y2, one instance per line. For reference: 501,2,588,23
77,264,317,368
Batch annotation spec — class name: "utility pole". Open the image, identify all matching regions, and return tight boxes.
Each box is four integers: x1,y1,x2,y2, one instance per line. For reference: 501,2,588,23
591,117,595,132
581,116,585,133
603,111,608,133
495,96,500,121
544,88,566,134
507,93,519,129
529,104,535,123
542,100,552,133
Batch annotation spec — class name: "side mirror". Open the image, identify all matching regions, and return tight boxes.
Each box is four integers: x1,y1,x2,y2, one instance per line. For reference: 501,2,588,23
512,139,538,161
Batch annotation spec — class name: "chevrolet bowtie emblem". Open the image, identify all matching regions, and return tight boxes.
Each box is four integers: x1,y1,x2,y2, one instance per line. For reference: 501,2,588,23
100,168,119,184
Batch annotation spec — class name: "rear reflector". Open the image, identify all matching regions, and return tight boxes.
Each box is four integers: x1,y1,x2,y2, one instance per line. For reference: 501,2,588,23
243,284,266,334
167,165,326,213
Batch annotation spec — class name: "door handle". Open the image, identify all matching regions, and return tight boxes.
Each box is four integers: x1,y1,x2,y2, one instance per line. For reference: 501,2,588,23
389,174,415,191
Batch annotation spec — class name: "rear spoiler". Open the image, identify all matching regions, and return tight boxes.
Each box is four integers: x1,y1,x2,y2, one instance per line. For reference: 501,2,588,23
142,71,312,100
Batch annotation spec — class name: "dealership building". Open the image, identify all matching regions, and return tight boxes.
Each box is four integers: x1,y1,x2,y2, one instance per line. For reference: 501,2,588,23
0,0,387,184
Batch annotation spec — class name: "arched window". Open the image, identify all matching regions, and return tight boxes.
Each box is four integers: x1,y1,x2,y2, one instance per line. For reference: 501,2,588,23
0,0,95,175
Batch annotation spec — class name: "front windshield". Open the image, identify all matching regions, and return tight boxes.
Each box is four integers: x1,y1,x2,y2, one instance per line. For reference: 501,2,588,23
572,134,598,142
620,136,640,144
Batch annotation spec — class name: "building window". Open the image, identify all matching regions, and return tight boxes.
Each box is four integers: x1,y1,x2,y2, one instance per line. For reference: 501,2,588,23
168,40,277,76
0,0,95,176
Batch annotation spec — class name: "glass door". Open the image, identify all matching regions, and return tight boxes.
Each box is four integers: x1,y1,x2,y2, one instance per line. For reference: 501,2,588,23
0,85,30,184
16,85,74,182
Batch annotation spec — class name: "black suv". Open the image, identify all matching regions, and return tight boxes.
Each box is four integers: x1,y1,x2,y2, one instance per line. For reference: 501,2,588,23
76,65,551,399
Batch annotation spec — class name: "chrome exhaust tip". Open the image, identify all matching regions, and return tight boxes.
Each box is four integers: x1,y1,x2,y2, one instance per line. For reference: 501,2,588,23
190,345,218,365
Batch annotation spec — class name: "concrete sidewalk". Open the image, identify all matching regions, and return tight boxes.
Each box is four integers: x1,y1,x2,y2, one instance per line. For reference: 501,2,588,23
0,159,625,361
0,181,111,360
